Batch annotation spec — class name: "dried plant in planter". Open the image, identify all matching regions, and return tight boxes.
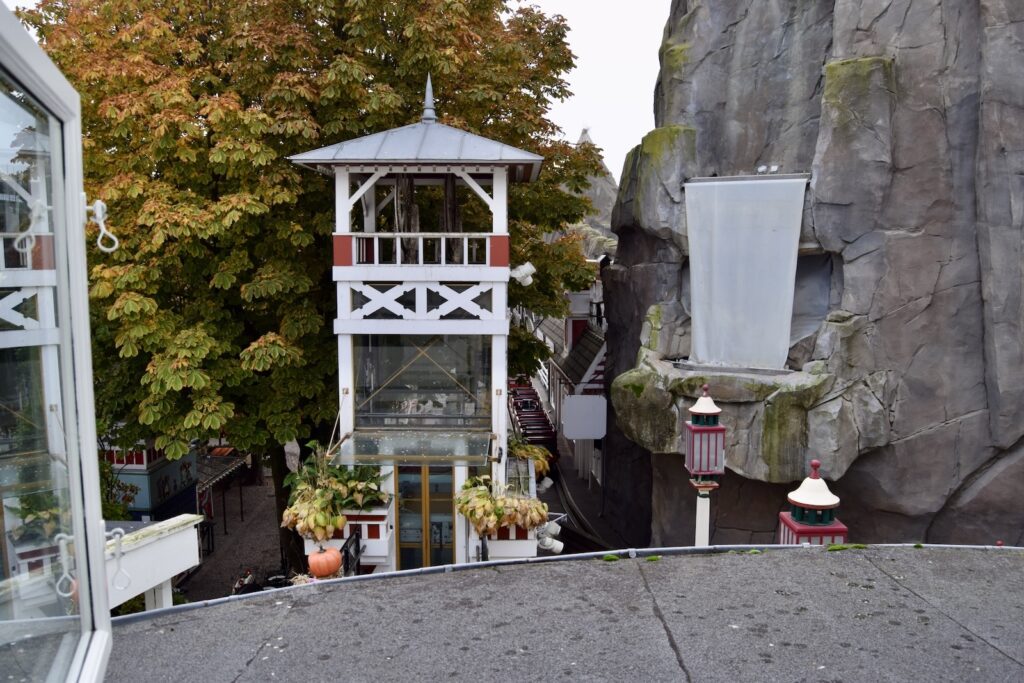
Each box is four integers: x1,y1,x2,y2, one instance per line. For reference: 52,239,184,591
281,442,390,542
5,492,70,545
455,475,548,537
509,439,552,478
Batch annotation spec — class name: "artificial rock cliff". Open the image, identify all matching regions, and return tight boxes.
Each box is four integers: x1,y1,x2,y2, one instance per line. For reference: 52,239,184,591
604,0,1024,546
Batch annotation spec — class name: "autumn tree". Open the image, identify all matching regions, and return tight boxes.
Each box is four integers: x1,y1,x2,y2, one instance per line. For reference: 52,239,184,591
23,0,598,568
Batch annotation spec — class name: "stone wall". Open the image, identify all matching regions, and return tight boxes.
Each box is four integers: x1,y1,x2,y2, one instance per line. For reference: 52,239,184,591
605,0,1024,546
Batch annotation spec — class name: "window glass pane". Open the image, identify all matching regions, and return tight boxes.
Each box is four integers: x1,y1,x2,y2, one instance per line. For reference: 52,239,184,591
0,67,83,679
354,335,491,429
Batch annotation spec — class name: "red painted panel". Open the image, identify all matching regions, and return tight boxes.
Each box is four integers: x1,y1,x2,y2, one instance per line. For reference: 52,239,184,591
333,234,353,266
570,319,587,348
778,511,848,545
490,235,509,267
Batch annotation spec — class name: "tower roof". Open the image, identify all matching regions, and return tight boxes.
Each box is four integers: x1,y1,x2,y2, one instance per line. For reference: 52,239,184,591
787,460,840,509
288,76,543,182
688,384,722,415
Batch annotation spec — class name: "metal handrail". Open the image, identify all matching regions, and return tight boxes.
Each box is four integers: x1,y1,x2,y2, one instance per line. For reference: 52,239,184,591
341,528,362,577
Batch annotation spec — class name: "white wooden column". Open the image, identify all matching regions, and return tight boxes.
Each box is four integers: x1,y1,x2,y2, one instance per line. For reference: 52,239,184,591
492,167,507,234
338,334,354,436
39,289,62,459
491,334,508,486
335,167,352,435
144,580,173,611
361,182,377,234
695,491,711,547
453,467,469,564
335,168,350,233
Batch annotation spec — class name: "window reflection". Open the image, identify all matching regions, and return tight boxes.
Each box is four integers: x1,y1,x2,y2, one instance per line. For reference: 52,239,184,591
0,65,80,673
354,335,491,429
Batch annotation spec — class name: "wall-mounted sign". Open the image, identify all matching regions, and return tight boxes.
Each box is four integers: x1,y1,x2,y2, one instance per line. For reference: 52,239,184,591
561,395,607,439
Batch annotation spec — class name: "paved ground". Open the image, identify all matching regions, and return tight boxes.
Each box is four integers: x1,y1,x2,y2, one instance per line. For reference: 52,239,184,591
178,478,283,602
108,545,1024,682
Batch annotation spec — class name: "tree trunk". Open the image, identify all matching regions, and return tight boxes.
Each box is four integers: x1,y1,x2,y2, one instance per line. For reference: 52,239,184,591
268,443,306,574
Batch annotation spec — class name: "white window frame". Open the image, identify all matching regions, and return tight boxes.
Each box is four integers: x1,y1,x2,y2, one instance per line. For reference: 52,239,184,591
0,7,112,681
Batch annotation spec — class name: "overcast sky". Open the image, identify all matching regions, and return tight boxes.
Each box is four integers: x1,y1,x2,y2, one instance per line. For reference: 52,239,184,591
3,0,668,181
525,1,669,182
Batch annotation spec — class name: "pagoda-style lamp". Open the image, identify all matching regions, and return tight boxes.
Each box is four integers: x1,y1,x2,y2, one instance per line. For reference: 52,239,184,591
777,459,849,545
683,384,725,547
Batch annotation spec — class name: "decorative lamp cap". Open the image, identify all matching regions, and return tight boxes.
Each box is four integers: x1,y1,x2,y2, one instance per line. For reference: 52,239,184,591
688,384,722,415
422,74,437,122
787,459,840,509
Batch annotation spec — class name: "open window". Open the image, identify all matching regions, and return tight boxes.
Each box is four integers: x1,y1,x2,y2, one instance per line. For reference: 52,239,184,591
0,9,111,681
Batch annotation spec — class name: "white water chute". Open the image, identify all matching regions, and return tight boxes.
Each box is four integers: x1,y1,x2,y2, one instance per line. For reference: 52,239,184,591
684,174,810,370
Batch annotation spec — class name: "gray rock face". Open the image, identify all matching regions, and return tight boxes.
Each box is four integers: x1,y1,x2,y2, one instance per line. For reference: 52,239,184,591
605,0,1024,546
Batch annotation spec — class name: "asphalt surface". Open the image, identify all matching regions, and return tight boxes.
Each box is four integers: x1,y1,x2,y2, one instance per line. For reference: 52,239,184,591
177,479,283,602
106,545,1024,682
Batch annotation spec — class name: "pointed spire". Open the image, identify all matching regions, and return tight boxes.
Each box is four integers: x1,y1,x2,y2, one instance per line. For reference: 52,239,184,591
422,74,436,123
809,459,822,480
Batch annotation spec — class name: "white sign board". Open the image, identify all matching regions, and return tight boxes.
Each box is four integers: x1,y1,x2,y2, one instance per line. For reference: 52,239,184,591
561,395,607,439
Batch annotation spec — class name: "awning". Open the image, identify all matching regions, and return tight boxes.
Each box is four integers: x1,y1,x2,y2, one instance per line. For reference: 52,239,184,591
196,454,246,493
333,430,497,467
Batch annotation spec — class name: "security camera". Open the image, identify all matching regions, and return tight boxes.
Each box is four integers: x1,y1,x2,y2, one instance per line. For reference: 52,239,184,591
537,535,564,554
510,262,537,286
539,521,562,538
536,476,554,494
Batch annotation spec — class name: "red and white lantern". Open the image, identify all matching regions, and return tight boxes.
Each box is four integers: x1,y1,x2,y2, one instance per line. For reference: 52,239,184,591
778,459,848,545
684,384,726,479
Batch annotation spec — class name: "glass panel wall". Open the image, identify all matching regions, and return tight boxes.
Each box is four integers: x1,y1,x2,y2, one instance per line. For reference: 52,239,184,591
0,66,84,680
354,335,491,429
396,466,453,570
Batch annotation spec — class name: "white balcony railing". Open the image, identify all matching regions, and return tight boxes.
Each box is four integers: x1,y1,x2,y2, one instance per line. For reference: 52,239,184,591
353,232,492,266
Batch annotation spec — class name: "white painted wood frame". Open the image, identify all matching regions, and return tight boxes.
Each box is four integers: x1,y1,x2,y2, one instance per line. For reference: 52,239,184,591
0,6,112,679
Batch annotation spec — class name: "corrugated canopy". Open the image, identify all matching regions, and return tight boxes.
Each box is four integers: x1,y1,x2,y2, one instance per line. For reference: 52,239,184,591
289,122,542,182
288,76,543,182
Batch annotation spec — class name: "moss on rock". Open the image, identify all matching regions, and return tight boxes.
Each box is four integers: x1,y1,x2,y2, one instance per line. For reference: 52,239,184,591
642,304,664,352
610,366,682,454
660,41,691,75
639,125,695,166
759,375,832,482
822,56,895,130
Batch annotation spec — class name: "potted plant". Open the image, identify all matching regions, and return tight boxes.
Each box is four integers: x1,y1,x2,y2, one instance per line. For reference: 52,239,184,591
509,439,552,478
281,443,393,567
455,476,500,537
4,492,70,593
455,476,548,560
5,491,69,546
280,444,351,543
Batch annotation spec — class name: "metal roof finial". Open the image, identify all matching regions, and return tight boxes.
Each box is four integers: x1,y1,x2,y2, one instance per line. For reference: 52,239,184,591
422,74,436,123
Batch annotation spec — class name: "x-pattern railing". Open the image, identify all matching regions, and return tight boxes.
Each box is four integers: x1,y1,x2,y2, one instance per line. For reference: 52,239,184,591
350,281,494,321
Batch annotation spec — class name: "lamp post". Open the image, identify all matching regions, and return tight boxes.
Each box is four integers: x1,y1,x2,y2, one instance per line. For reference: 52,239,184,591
683,384,726,547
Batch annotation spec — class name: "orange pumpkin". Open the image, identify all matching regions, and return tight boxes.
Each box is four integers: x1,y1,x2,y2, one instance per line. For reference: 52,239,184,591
307,546,342,578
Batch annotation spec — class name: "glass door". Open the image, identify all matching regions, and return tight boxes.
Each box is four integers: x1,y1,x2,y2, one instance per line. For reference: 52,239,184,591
0,8,110,682
396,466,453,569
